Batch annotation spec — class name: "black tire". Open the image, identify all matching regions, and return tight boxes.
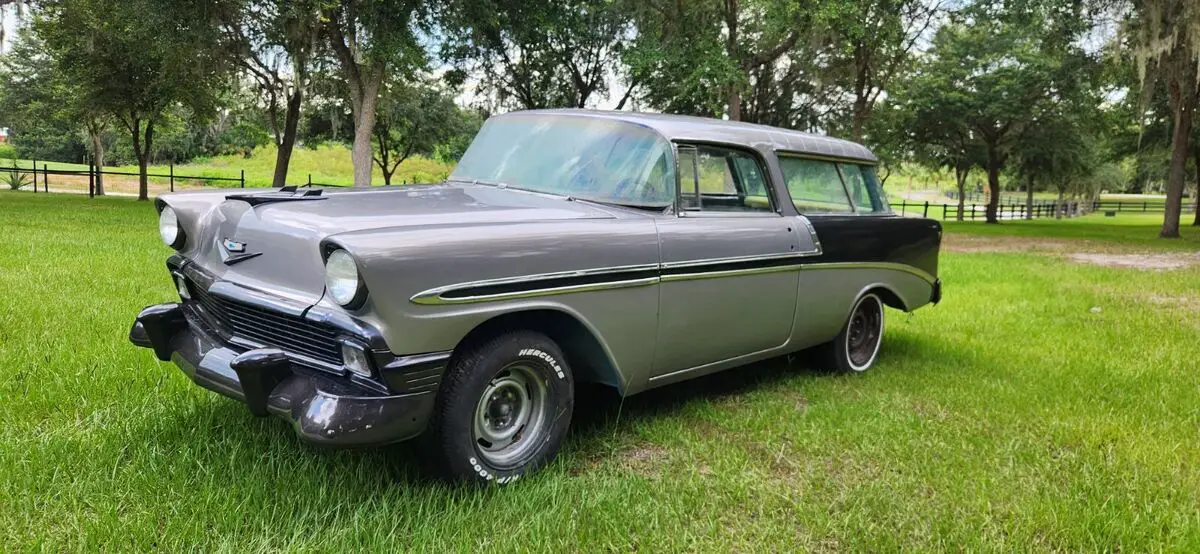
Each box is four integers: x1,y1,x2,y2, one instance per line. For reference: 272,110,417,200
423,330,574,484
815,293,885,373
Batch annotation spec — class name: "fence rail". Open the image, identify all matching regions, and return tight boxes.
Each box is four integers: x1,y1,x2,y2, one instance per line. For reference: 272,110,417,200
889,198,1196,221
3,159,347,196
5,159,1197,218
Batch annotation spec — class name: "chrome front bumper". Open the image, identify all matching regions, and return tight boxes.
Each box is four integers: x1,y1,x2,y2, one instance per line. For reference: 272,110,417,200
130,303,446,447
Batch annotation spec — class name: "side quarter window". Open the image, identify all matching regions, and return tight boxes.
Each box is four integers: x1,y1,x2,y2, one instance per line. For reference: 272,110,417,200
779,157,853,213
676,144,774,213
838,163,890,213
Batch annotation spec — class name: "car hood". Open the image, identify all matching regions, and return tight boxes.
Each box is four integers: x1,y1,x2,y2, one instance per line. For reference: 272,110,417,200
184,183,617,304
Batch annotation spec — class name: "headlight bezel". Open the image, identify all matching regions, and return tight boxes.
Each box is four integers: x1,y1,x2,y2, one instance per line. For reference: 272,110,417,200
324,248,368,309
158,204,186,250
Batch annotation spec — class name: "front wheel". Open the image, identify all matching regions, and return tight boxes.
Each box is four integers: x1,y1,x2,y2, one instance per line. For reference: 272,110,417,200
816,293,885,373
423,331,574,484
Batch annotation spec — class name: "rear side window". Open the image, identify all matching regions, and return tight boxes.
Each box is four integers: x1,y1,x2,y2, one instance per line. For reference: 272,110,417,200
838,163,889,213
779,158,853,213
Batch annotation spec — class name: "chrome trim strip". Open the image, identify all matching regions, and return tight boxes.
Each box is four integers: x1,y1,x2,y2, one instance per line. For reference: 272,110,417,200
659,250,818,270
411,276,660,305
409,259,934,304
802,261,937,285
660,263,802,282
409,262,660,305
795,215,822,255
648,341,790,383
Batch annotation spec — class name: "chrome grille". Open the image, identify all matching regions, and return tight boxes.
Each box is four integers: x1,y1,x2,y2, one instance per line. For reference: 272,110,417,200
187,281,343,367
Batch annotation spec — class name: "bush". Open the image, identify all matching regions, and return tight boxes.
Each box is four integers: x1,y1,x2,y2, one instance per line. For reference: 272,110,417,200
0,143,15,159
2,162,33,190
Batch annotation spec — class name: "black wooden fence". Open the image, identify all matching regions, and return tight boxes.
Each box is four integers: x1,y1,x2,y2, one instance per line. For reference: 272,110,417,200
4,159,345,196
890,198,1196,221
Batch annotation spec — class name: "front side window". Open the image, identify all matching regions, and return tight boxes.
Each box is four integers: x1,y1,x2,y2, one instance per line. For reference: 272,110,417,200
779,157,853,213
676,144,773,212
451,115,675,207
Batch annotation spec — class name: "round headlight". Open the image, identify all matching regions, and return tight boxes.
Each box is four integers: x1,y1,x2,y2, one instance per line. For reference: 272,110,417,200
159,206,184,249
325,249,365,307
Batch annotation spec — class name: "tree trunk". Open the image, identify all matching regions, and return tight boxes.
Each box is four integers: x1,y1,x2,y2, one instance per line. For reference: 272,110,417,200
272,87,303,188
128,117,154,201
724,0,740,121
90,130,105,196
850,94,869,143
985,146,1002,224
1025,174,1034,220
955,168,967,222
1192,146,1199,226
1161,84,1196,238
343,67,383,188
1055,189,1064,219
351,87,378,187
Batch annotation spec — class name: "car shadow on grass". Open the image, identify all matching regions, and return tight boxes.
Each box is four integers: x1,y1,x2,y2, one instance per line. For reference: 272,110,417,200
148,330,959,498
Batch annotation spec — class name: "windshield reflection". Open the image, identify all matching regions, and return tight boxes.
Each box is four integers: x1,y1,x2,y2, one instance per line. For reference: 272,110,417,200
450,114,676,208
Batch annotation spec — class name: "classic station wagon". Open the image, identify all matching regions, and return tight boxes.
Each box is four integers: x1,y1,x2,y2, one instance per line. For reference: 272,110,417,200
130,110,942,483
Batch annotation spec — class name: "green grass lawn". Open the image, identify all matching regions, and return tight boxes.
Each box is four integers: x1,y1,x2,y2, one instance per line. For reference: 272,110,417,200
2,192,1200,550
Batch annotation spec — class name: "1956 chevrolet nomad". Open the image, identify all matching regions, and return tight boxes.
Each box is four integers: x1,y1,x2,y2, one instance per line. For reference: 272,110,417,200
130,110,942,483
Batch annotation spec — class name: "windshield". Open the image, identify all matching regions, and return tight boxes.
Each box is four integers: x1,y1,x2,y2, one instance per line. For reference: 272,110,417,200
450,114,676,207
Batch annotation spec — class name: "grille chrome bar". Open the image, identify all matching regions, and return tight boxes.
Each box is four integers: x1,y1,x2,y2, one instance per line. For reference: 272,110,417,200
184,279,343,367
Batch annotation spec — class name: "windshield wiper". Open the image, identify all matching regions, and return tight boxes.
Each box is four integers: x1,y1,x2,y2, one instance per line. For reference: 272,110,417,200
569,196,670,213
448,177,514,188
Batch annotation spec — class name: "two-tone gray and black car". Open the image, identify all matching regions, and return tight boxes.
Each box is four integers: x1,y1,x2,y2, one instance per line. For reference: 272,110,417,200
130,110,942,483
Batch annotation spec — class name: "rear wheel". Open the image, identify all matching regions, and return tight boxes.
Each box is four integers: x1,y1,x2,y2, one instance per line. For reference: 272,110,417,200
423,331,573,484
816,293,885,373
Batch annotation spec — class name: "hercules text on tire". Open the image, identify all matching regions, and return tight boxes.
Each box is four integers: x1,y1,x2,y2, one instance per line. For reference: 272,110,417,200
424,331,574,484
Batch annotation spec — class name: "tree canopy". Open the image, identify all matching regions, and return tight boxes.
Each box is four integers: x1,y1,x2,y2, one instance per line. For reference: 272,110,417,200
0,0,1197,234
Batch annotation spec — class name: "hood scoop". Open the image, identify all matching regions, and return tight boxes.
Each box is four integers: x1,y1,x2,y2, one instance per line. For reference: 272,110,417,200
226,186,327,207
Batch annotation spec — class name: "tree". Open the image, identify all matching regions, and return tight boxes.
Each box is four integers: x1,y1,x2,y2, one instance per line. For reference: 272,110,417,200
0,26,111,192
322,0,426,187
1011,88,1105,219
825,0,941,141
1127,0,1200,237
900,0,1095,223
371,78,462,185
625,0,812,120
442,0,629,111
218,0,323,188
35,0,227,200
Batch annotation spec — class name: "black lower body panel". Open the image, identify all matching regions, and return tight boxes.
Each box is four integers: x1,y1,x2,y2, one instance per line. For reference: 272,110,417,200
130,303,441,447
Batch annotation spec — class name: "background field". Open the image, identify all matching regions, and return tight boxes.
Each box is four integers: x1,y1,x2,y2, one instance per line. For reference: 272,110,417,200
1,191,1199,550
3,143,454,195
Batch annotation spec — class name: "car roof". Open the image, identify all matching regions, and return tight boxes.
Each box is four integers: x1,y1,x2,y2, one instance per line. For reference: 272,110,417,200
498,109,878,164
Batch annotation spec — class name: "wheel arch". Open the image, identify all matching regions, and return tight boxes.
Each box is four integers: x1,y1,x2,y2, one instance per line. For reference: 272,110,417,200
451,308,627,395
863,283,911,312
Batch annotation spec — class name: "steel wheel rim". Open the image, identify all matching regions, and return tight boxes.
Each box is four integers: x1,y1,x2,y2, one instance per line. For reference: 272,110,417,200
846,295,884,370
472,362,550,468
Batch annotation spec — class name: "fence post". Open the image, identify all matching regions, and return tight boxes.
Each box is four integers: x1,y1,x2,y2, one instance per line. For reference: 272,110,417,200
971,204,977,220
923,201,929,218
169,161,174,192
240,169,245,188
307,173,312,186
943,204,948,220
89,160,95,198
900,200,906,215
43,163,48,192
